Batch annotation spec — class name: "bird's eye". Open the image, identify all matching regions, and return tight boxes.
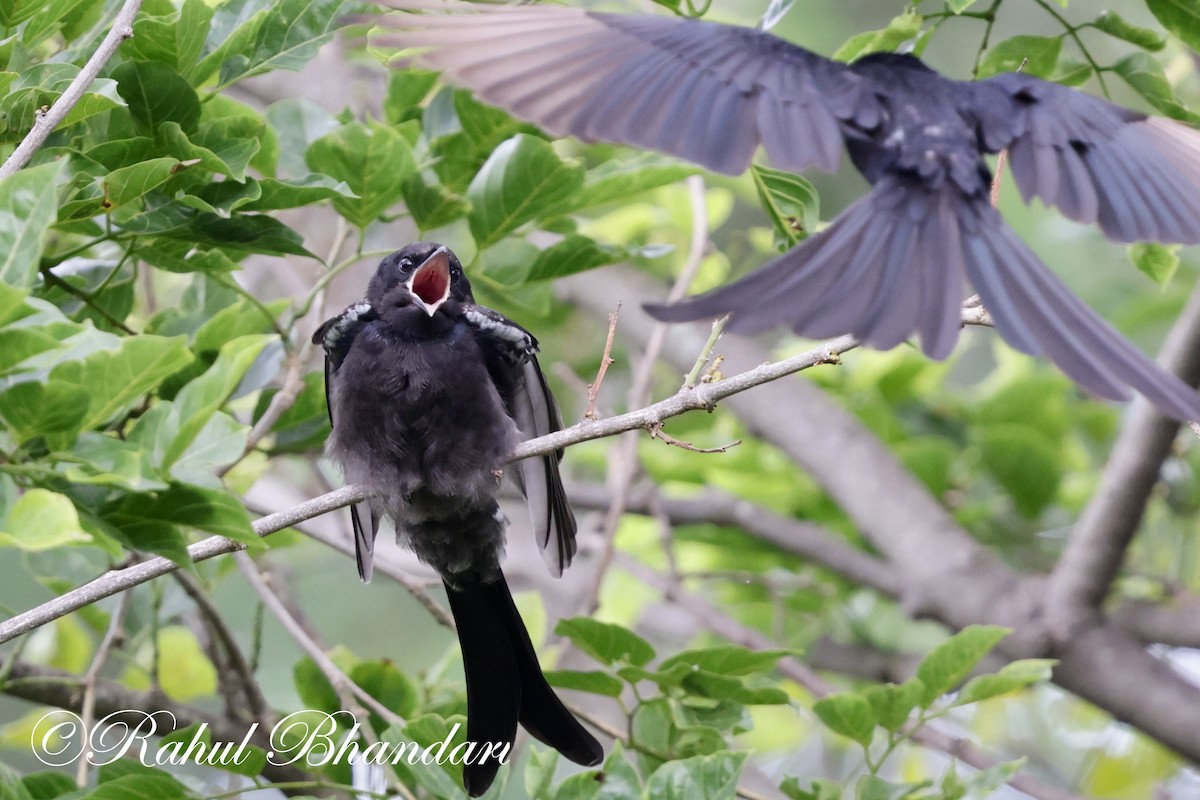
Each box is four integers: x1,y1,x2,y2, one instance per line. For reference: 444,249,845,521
400,257,413,269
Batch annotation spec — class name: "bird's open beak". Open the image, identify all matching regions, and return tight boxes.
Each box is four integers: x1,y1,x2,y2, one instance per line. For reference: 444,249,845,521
406,247,452,316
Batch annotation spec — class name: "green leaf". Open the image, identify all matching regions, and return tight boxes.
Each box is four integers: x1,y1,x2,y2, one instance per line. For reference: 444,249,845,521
60,432,169,492
21,771,77,800
979,424,1061,517
573,155,696,210
526,235,624,282
915,625,1009,706
241,174,353,210
596,744,640,799
49,335,193,431
401,172,470,231
1146,0,1200,53
113,60,201,134
467,134,585,248
543,669,626,697
350,659,418,719
643,752,747,800
955,659,1055,705
0,380,89,445
812,692,876,746
214,0,349,88
1112,53,1200,124
0,490,91,550
976,35,1062,79
166,410,249,487
385,69,439,125
294,657,340,713
855,775,930,800
82,774,191,800
682,672,789,705
863,679,924,732
103,484,258,556
0,328,64,376
1129,242,1180,287
0,160,63,289
555,618,655,667
751,164,820,248
947,0,980,11
104,158,198,208
659,646,793,677
157,625,218,700
1092,11,1167,50
306,120,417,228
526,747,560,800
160,334,275,468
157,121,259,182
832,11,923,62
781,777,841,800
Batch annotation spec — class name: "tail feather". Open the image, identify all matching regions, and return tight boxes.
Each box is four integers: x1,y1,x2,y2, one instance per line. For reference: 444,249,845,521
644,178,963,359
444,574,602,797
644,178,1200,420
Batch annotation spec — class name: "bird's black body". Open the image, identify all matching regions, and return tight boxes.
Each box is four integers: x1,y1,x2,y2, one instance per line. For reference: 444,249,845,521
314,243,602,795
380,2,1200,420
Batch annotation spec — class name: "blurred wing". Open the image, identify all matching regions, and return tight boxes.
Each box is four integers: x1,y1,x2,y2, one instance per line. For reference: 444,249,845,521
463,304,579,577
313,302,383,582
974,74,1200,244
647,178,969,361
373,0,864,175
648,176,1200,420
963,203,1200,420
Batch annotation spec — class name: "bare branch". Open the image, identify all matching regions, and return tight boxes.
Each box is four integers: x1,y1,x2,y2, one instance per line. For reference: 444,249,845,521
0,0,143,178
646,422,740,453
298,522,455,630
583,303,621,421
76,593,129,787
172,570,273,726
565,481,904,597
1045,279,1200,636
617,556,1087,800
1,660,311,785
234,553,404,729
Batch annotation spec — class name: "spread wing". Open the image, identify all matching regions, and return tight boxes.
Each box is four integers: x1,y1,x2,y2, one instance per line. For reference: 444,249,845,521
971,73,1200,245
373,0,869,175
312,302,383,582
462,304,578,577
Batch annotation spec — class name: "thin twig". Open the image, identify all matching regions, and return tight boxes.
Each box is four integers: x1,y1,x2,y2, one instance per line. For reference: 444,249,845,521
76,593,130,787
647,422,741,454
683,315,728,388
298,523,455,630
171,570,272,726
584,304,621,421
233,553,404,728
0,323,870,645
0,0,143,177
579,174,712,616
40,269,137,335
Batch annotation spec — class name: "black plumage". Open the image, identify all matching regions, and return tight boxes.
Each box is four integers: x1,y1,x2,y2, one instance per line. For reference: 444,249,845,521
376,2,1200,420
314,243,602,796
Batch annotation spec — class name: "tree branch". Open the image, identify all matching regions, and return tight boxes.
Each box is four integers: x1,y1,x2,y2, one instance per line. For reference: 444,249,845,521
564,480,904,597
0,0,143,178
616,556,1087,800
560,266,1200,765
1044,279,1200,635
0,659,311,785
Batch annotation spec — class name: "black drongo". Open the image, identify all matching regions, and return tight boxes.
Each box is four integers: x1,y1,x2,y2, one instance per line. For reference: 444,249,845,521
314,243,603,795
377,2,1200,420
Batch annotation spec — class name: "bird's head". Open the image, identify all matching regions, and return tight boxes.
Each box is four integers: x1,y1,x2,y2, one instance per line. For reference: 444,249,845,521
368,242,473,315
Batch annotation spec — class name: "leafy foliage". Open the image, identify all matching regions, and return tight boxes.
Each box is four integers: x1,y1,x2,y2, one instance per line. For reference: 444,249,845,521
0,0,1197,799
